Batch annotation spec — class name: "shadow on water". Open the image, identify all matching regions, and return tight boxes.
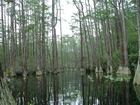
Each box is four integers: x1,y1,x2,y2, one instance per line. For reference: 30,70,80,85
7,70,140,105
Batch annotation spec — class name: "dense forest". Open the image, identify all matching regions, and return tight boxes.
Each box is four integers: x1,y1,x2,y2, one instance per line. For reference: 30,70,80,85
0,0,140,84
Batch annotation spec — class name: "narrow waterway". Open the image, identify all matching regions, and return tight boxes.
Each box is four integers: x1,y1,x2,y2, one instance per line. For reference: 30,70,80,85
8,70,140,105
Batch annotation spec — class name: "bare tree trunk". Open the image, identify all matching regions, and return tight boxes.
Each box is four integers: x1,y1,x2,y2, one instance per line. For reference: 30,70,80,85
133,0,140,85
93,0,103,73
1,0,6,70
11,1,15,67
105,0,113,73
59,0,63,68
7,5,10,67
18,4,22,57
42,0,47,71
73,0,84,70
79,1,90,69
116,0,125,74
21,0,27,77
121,0,131,74
114,0,120,52
52,0,58,72
35,0,41,74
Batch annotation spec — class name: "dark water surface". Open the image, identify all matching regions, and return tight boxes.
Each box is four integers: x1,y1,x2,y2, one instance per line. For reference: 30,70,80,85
9,71,140,105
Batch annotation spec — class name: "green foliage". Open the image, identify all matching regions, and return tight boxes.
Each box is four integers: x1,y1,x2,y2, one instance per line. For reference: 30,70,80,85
104,74,131,82
27,56,36,74
4,0,13,4
88,75,94,82
13,57,23,75
5,67,10,75
112,50,120,69
104,75,123,82
71,90,79,98
24,24,35,32
28,102,32,105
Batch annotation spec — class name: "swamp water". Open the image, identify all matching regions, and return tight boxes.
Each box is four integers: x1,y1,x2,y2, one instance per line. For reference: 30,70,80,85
7,71,140,105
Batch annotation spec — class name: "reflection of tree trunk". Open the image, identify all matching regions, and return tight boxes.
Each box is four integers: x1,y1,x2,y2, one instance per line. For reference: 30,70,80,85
111,81,114,105
106,81,110,104
87,78,90,105
81,75,85,105
134,85,140,102
48,80,51,103
53,75,59,105
37,79,41,104
62,72,64,104
23,79,28,105
96,73,103,105
43,76,47,104
126,82,130,105
106,80,114,105
121,81,125,105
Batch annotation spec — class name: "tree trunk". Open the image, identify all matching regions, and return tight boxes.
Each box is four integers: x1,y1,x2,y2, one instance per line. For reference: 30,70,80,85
80,1,90,69
121,0,131,74
21,0,27,76
73,0,84,70
133,0,140,85
104,0,113,73
11,1,15,67
93,0,103,73
59,0,63,68
52,0,58,72
36,0,41,73
42,0,47,71
116,1,125,74
1,0,6,70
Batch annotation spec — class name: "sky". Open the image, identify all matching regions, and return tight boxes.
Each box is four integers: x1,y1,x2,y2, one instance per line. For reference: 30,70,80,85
56,0,77,36
0,0,77,37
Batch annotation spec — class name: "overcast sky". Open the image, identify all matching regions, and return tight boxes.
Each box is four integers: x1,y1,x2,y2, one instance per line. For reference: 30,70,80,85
0,0,77,36
56,0,76,36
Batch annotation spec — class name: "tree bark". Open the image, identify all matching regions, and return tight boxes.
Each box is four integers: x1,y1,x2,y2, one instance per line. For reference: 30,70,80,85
21,0,27,76
104,0,113,73
35,0,41,72
121,0,131,74
73,0,84,69
79,1,90,69
133,0,140,85
59,0,63,68
93,0,103,72
11,1,15,67
1,0,6,70
52,0,58,71
42,0,47,71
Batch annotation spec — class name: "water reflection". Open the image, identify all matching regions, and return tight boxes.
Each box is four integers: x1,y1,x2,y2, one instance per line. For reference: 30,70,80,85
8,71,140,105
134,85,140,103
